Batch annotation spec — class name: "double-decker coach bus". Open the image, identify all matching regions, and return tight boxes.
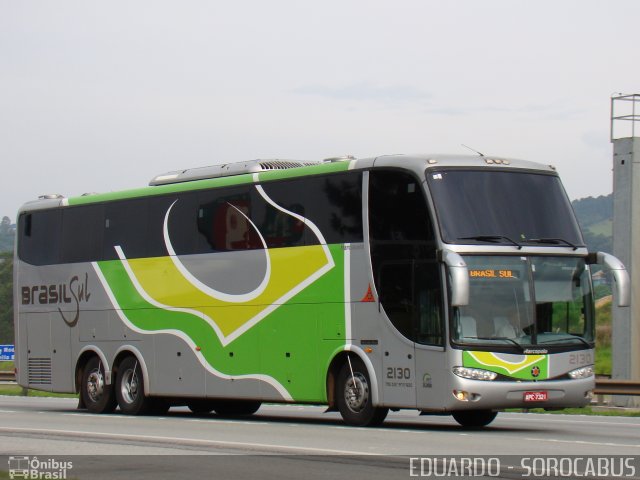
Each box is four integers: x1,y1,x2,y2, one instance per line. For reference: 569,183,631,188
14,154,630,427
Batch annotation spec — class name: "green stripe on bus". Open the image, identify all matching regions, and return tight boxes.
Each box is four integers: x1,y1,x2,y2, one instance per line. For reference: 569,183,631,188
68,161,352,206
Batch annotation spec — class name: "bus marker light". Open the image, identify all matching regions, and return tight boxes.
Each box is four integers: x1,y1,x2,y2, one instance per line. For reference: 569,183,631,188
364,347,373,353
195,346,201,352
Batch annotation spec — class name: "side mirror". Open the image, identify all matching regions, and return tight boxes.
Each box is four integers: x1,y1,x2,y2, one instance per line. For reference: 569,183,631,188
588,252,630,307
441,250,469,307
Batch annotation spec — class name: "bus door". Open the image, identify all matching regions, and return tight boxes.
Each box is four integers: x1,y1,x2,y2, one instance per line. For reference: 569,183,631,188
412,261,447,410
378,259,416,407
378,260,444,408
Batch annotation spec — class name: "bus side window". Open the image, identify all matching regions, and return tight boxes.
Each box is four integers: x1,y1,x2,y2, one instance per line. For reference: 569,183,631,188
61,205,104,264
259,172,363,247
415,262,444,346
103,198,148,260
18,210,62,266
197,187,259,252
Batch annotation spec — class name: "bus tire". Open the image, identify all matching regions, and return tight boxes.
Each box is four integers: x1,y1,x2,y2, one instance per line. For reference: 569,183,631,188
452,410,497,428
336,357,388,427
115,356,151,415
81,356,117,414
213,400,262,416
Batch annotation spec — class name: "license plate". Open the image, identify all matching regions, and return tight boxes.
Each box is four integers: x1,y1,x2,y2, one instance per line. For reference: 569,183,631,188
524,391,548,402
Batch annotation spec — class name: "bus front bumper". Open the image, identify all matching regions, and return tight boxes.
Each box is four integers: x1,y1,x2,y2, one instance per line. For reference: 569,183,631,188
439,376,594,411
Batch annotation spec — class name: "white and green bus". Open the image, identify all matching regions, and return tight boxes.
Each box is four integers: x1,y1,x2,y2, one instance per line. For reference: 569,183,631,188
14,154,629,427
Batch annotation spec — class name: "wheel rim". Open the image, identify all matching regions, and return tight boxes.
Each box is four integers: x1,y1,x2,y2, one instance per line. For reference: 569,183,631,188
344,372,369,413
120,368,139,405
86,369,104,403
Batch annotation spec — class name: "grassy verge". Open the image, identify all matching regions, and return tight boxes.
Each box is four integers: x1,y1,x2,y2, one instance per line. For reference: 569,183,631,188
595,346,611,376
0,361,13,371
0,384,77,398
507,406,640,417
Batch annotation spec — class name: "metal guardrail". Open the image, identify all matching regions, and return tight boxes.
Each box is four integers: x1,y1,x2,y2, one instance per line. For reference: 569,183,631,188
0,371,15,382
594,378,640,396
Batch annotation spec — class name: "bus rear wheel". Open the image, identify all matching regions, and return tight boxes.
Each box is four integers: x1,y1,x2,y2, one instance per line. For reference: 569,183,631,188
115,356,151,415
336,357,388,427
452,410,497,428
82,356,116,414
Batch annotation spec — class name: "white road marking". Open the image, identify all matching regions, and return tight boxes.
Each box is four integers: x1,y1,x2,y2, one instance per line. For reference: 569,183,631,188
524,437,640,449
0,426,377,456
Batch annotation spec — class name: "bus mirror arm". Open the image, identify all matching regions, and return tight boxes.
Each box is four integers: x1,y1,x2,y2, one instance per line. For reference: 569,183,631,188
440,250,469,307
588,251,630,307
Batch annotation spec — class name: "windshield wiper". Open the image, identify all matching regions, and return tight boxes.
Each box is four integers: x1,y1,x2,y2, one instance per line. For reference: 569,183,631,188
458,235,522,249
538,336,592,347
475,336,524,352
526,238,579,250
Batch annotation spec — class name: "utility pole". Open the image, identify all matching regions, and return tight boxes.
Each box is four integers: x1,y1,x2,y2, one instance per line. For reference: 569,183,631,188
610,93,640,407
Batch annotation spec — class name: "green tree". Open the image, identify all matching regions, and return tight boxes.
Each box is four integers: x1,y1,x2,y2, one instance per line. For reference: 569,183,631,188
0,216,15,253
0,252,13,344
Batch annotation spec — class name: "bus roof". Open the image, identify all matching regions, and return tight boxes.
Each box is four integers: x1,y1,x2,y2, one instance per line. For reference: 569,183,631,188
18,154,557,213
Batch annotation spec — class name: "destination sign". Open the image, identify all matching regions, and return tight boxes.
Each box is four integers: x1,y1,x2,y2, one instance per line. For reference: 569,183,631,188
469,269,518,279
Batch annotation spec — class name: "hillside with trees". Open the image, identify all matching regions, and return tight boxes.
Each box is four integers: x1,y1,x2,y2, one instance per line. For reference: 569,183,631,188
572,194,612,253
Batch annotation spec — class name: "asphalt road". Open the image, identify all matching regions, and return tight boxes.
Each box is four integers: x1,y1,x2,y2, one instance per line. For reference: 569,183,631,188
0,396,638,479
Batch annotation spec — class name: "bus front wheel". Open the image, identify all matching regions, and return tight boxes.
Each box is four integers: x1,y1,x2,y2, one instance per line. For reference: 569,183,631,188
336,357,388,427
452,410,497,428
115,356,151,415
81,356,117,414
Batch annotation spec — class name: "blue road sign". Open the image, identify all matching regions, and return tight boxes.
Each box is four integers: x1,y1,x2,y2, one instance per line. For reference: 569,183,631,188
0,345,15,361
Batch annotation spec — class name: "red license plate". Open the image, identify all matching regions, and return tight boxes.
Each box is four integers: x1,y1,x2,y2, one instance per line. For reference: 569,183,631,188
524,391,548,402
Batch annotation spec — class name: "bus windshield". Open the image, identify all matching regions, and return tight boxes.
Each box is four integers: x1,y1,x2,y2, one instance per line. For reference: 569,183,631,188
426,169,584,247
452,256,595,350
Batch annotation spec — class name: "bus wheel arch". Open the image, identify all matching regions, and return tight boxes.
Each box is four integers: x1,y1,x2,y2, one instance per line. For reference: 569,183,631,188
113,349,152,415
327,349,387,426
76,349,116,414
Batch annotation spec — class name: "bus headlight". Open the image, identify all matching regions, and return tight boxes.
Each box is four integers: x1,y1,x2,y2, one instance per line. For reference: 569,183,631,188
568,365,594,379
453,366,497,381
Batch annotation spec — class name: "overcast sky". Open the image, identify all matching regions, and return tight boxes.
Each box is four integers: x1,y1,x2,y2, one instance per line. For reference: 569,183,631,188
1,1,638,221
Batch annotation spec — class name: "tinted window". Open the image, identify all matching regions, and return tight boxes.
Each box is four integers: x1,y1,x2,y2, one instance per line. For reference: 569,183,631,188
194,172,363,253
103,199,148,260
18,210,62,265
197,186,264,252
426,170,584,246
149,193,198,257
61,205,104,263
369,170,442,345
20,171,364,265
369,170,436,261
261,172,363,245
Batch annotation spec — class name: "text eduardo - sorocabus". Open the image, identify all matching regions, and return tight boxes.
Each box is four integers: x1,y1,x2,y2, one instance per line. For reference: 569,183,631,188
21,273,91,327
